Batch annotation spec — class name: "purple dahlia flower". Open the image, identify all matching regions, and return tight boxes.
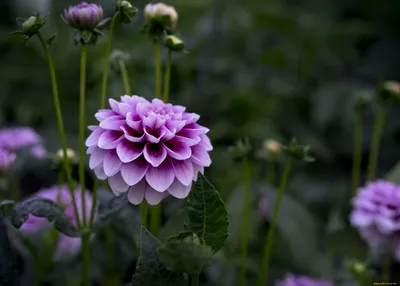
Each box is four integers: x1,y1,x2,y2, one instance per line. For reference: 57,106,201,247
86,96,212,205
20,185,96,259
350,180,400,261
0,127,47,159
0,148,16,171
64,2,103,30
275,274,333,286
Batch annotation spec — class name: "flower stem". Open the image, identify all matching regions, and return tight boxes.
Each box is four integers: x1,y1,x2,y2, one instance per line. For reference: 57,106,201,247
150,205,161,235
100,14,118,108
81,232,91,286
191,274,199,286
79,44,87,228
382,255,391,282
266,163,275,187
89,178,98,228
367,105,386,182
140,201,148,229
154,41,162,99
36,31,81,229
163,50,172,103
239,156,251,286
258,157,293,286
118,59,131,94
352,110,363,196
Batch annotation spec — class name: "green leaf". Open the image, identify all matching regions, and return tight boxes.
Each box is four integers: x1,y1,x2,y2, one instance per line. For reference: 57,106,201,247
79,30,92,44
385,160,400,184
0,210,18,285
187,174,229,253
158,231,212,276
46,33,57,46
131,227,187,286
11,197,81,238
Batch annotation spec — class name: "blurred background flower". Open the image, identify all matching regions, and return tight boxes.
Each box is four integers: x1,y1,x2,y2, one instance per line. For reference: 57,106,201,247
275,273,333,286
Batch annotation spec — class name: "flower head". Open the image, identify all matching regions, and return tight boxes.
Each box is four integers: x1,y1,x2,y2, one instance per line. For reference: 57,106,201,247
0,148,16,172
350,180,400,260
12,13,47,41
116,0,138,24
144,2,178,36
275,274,333,286
56,148,77,164
0,127,47,159
86,96,212,205
20,185,96,259
63,2,104,30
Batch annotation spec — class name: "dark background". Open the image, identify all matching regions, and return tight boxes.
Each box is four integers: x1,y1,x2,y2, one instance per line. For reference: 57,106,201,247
2,0,400,285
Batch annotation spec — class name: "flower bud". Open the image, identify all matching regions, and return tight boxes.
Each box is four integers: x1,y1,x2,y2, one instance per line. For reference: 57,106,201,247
263,139,281,156
228,138,252,161
354,91,374,112
144,3,178,29
12,14,46,40
63,2,104,30
283,138,315,162
116,0,138,23
378,80,400,103
165,35,185,52
56,148,77,164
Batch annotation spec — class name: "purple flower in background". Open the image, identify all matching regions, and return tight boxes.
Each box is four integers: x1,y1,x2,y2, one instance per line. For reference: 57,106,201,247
0,148,16,171
259,197,271,221
20,185,96,259
86,96,212,205
0,127,47,159
63,2,103,30
275,273,333,286
350,180,400,261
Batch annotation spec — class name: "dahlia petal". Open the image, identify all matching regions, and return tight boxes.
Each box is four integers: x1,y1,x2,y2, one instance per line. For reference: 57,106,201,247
172,105,186,113
85,128,104,147
121,125,145,142
108,172,129,195
160,126,175,141
182,112,200,124
193,163,204,181
88,125,96,131
191,145,211,167
174,133,201,146
117,103,133,116
99,115,126,131
166,119,186,133
95,110,117,122
89,147,106,169
145,160,174,192
143,113,165,129
136,102,151,116
167,180,192,199
103,151,122,177
145,185,165,205
185,123,210,135
172,159,194,186
349,211,374,228
143,143,167,167
116,140,144,163
98,131,124,149
144,127,166,144
86,146,96,154
126,112,142,131
199,135,213,151
109,98,120,113
164,140,192,160
94,165,107,180
127,180,146,205
151,98,164,107
120,157,149,186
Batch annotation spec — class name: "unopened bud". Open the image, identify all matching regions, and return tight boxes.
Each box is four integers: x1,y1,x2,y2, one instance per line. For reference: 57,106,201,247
63,2,104,30
116,0,138,23
144,3,178,29
354,91,374,111
378,80,400,102
228,138,252,161
165,35,185,52
12,14,46,40
56,148,77,164
263,139,281,156
283,138,315,162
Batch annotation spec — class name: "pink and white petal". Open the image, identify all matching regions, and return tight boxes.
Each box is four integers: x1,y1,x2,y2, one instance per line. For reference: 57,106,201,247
167,180,192,199
88,125,97,131
98,131,124,150
86,146,96,155
103,151,122,177
89,147,107,169
143,143,167,167
164,140,192,160
99,115,126,131
144,127,166,144
85,128,104,147
191,145,211,167
95,110,117,122
116,140,144,163
199,135,213,151
127,180,146,205
126,112,143,131
166,119,186,134
174,135,201,147
145,185,165,205
109,99,121,113
172,159,193,186
120,157,149,186
145,160,175,192
121,125,145,143
192,163,204,181
108,172,129,195
136,102,152,116
94,165,107,180
182,113,200,124
117,103,133,116
160,126,175,141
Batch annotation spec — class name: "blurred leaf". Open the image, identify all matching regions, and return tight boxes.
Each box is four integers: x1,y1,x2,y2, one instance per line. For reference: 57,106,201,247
385,160,400,184
158,231,212,276
0,200,14,207
158,211,189,242
11,197,81,238
97,192,130,223
324,227,368,261
131,227,187,286
0,210,18,286
187,174,229,254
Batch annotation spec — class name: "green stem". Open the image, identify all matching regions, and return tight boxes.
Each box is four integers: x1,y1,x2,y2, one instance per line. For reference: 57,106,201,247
81,233,91,286
367,105,386,182
89,178,98,228
154,42,162,99
150,205,161,235
352,110,363,196
105,226,114,282
100,14,118,109
382,256,391,282
36,31,81,229
118,59,131,94
163,50,172,102
140,201,148,229
266,163,275,187
258,158,293,286
79,44,87,228
239,156,251,286
191,274,199,286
